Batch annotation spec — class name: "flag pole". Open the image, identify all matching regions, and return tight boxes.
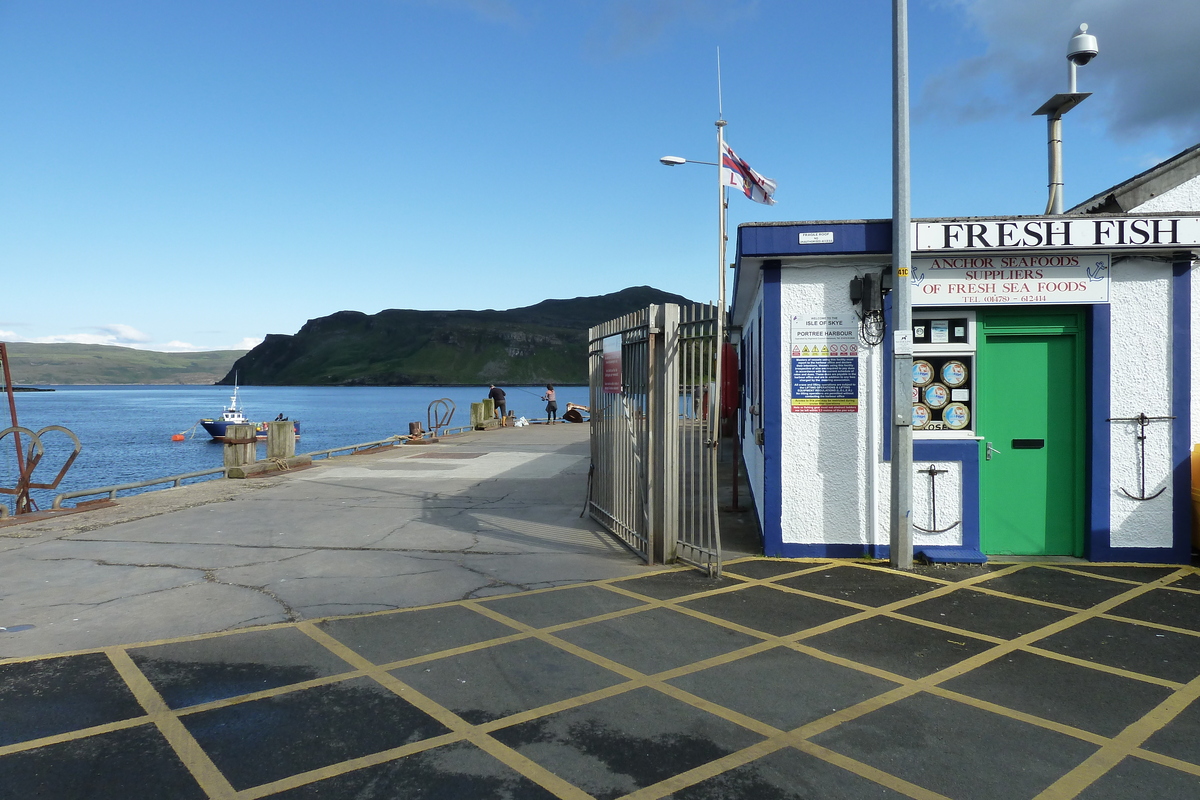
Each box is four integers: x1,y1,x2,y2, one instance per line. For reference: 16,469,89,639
715,52,727,457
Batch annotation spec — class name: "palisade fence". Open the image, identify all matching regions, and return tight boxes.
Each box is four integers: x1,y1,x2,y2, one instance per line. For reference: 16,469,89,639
586,303,722,576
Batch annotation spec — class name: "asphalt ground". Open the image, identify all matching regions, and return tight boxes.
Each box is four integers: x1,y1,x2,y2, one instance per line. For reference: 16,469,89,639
2,425,1199,799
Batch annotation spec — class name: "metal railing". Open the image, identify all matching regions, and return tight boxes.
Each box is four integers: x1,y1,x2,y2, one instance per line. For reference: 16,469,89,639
41,417,493,514
49,434,418,510
52,467,228,508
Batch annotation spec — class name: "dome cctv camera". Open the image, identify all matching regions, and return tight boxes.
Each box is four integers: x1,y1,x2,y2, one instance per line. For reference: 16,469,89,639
1067,23,1098,66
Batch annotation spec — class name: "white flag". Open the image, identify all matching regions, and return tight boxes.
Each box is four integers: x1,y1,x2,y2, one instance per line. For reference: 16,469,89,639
721,141,777,205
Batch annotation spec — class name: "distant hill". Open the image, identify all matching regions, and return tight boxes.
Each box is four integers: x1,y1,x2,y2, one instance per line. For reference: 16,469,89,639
2,343,247,385
221,286,697,386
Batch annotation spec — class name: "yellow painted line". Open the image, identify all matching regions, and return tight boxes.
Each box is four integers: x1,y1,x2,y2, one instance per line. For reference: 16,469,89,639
1032,673,1200,799
105,647,238,799
925,686,1110,747
617,738,791,800
877,610,1009,645
174,671,366,717
793,739,954,800
1130,747,1200,778
469,731,596,800
1021,644,1185,690
1098,611,1200,639
0,715,150,757
297,622,595,800
297,623,469,733
653,681,783,738
236,731,465,800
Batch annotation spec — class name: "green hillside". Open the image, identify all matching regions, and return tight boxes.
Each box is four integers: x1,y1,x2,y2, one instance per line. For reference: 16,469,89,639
2,343,247,385
222,286,697,386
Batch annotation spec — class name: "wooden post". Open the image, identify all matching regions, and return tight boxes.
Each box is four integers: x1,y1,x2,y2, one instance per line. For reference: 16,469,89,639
223,425,257,470
266,420,295,460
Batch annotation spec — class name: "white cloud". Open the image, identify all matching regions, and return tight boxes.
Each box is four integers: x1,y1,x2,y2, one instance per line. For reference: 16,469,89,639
0,326,259,352
155,337,262,353
4,324,153,348
100,324,152,343
922,0,1200,147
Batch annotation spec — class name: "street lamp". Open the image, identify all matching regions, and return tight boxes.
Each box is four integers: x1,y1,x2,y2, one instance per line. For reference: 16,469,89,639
659,156,719,167
660,119,731,518
1034,24,1099,214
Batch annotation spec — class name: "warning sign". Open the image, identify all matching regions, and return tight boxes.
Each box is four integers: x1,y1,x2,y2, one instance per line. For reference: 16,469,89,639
789,314,859,413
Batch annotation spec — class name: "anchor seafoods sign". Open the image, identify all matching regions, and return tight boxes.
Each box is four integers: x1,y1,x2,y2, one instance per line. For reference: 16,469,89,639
910,253,1110,306
790,314,859,412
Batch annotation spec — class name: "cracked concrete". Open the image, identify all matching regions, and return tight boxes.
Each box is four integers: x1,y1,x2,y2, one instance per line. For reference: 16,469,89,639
0,424,653,659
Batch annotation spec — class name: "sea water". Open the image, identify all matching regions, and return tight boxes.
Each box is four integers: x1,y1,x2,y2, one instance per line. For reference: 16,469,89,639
0,384,589,512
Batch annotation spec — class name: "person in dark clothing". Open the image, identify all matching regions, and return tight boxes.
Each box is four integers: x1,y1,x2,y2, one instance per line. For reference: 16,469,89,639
541,385,557,424
488,385,507,426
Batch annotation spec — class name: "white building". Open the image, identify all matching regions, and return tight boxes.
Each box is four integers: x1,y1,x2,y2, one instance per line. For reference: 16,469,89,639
730,145,1200,563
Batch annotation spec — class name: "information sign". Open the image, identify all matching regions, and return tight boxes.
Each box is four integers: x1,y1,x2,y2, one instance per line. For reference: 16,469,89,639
789,315,859,413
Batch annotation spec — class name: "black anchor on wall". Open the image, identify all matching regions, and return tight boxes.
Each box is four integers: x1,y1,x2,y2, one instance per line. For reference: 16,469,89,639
1106,412,1175,501
913,464,961,534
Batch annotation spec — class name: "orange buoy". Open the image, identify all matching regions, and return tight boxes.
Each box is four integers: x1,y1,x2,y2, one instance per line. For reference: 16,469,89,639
171,434,185,442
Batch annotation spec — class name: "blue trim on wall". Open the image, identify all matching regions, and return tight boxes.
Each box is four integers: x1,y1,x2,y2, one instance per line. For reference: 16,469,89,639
739,221,893,258
913,440,982,559
762,266,785,557
1085,305,1113,561
1171,258,1193,562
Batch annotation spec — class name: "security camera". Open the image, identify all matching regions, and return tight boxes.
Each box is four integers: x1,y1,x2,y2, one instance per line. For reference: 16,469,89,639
1067,23,1098,66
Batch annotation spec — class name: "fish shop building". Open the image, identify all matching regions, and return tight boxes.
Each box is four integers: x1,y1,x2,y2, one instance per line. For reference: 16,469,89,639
730,198,1199,562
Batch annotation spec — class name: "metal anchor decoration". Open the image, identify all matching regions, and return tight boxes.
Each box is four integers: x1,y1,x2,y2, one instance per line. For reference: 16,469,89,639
0,425,83,515
913,464,961,534
1107,412,1174,501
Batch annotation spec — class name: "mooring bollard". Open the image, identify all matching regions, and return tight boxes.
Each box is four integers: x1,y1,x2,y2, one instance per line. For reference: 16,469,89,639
223,424,257,470
267,420,295,460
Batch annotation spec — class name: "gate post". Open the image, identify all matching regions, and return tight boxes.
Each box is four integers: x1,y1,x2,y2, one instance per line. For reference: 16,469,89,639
650,304,681,563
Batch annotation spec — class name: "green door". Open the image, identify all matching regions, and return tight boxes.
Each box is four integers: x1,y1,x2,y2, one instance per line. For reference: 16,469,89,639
976,310,1085,556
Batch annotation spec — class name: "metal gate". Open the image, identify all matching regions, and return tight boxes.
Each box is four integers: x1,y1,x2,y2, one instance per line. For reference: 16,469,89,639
586,303,722,576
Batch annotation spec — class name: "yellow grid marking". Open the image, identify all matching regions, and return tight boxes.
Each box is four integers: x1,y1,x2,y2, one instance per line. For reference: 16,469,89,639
104,648,238,799
1033,673,1200,799
793,739,955,800
0,561,1196,800
0,716,150,758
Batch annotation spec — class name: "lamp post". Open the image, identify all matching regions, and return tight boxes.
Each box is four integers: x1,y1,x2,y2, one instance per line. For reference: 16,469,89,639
1034,24,1099,214
661,122,729,444
890,0,914,570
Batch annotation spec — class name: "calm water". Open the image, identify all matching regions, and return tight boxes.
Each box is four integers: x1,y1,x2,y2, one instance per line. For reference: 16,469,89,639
0,384,589,512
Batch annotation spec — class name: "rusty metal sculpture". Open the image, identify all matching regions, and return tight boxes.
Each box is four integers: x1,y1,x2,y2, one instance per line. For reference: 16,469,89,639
1,343,83,516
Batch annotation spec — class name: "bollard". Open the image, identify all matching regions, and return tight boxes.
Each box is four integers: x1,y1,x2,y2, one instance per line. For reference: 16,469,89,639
471,402,485,428
223,424,257,470
267,420,295,460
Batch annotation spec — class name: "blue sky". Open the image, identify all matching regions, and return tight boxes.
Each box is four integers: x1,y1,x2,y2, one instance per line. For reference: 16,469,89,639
1,0,1195,352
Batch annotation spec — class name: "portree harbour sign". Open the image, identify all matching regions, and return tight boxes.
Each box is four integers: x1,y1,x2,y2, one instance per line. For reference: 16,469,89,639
914,216,1200,252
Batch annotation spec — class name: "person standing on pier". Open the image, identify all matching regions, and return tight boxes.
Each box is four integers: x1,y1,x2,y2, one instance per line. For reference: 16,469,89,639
542,385,557,424
488,384,508,426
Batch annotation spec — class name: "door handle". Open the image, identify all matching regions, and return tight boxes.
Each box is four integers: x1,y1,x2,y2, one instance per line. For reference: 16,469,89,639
985,441,1001,461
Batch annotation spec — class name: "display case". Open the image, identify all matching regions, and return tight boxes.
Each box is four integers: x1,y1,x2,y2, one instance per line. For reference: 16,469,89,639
911,312,976,436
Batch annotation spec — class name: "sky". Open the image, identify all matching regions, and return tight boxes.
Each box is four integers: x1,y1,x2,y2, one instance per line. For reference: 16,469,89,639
1,0,1196,352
